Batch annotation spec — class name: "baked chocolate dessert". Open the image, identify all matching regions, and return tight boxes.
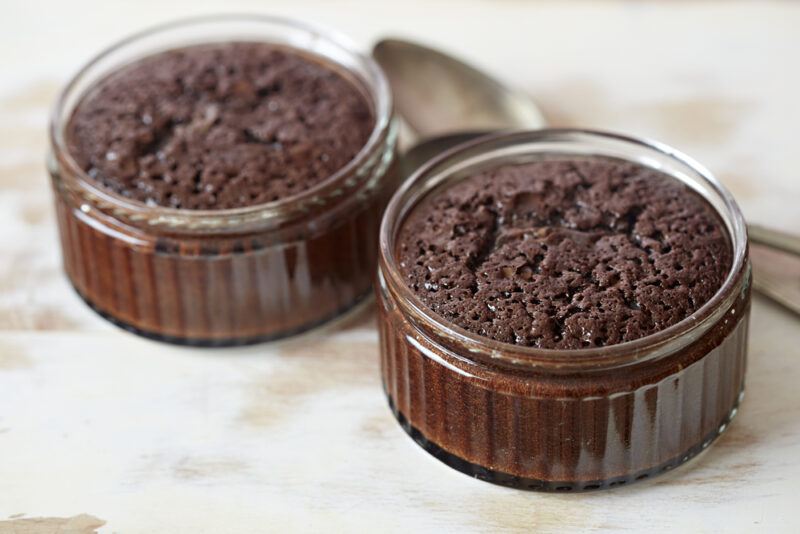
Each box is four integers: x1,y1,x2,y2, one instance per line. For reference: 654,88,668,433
377,131,750,491
50,17,397,345
396,157,731,349
66,42,374,209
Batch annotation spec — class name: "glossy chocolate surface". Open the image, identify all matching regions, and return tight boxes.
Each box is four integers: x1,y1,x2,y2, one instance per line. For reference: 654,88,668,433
378,278,749,489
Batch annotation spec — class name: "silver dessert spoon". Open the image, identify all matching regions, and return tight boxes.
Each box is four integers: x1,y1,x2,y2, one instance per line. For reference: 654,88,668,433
373,38,800,316
372,38,545,143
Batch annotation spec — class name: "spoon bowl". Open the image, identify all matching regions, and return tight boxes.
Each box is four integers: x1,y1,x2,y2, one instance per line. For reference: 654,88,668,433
373,39,545,141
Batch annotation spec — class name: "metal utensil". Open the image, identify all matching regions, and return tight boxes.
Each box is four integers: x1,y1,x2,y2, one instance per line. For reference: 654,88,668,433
749,225,800,315
373,39,545,142
374,39,800,316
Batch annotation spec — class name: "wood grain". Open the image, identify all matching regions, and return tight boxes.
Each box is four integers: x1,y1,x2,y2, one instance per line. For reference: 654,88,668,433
0,514,105,534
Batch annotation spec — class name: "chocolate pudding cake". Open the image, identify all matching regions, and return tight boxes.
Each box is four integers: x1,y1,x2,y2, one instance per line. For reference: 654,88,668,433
396,156,732,349
377,132,750,491
51,18,397,345
66,42,374,209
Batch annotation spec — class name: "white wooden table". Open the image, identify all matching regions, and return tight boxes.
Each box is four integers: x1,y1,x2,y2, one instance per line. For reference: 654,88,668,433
1,1,799,532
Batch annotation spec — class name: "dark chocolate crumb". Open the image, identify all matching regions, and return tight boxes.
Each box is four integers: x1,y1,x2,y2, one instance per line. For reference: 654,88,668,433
396,157,732,349
66,42,374,209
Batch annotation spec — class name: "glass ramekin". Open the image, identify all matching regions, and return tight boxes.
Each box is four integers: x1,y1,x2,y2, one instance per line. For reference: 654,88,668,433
377,129,750,491
48,15,398,345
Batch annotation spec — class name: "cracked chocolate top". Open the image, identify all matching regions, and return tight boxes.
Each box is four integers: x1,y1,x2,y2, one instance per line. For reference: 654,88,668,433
396,156,732,350
65,42,375,209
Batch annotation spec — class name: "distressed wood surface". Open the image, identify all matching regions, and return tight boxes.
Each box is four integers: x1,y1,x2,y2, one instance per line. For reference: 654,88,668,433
1,1,799,532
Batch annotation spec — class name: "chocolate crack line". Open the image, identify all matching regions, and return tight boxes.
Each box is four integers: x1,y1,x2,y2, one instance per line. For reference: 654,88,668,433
139,117,181,160
569,162,591,187
465,207,500,294
466,224,667,335
455,172,677,320
465,171,650,272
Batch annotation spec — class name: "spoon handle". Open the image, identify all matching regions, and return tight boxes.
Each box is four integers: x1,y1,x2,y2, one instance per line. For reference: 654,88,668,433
749,224,800,316
749,224,800,256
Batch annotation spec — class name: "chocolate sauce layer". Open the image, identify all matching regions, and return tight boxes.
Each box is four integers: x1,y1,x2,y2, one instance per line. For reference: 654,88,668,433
397,157,732,349
66,42,374,209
